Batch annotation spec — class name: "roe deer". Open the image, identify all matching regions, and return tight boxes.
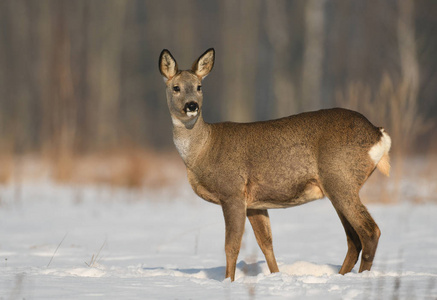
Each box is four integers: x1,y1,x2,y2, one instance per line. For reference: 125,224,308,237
159,48,391,281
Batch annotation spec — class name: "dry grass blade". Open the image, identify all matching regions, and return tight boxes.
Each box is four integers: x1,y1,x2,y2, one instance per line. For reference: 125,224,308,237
47,233,68,268
85,239,107,268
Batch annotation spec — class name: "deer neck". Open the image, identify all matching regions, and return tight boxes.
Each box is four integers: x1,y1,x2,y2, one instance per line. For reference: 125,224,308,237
171,113,210,167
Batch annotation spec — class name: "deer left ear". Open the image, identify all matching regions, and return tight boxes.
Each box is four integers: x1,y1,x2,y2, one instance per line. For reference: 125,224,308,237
192,48,215,80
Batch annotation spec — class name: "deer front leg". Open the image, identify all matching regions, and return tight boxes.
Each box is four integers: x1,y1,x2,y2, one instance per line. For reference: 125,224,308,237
247,209,279,274
221,201,246,281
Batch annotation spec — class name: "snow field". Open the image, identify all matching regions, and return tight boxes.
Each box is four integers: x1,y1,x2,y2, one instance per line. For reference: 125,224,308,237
0,182,436,299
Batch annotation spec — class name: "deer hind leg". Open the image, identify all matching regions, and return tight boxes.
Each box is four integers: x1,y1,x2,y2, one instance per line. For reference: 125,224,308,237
335,208,362,274
221,201,247,281
356,206,380,273
329,193,381,274
247,209,279,274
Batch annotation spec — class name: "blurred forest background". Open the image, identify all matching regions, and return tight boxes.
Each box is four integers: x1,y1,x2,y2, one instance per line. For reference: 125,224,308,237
0,0,436,196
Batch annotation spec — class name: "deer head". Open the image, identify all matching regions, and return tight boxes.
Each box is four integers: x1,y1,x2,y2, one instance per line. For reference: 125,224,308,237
159,48,215,130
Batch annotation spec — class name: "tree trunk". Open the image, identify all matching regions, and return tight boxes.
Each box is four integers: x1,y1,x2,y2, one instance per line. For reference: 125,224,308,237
301,0,326,111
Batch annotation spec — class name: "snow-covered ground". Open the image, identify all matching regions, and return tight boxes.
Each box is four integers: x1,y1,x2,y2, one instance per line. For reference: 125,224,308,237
0,181,436,299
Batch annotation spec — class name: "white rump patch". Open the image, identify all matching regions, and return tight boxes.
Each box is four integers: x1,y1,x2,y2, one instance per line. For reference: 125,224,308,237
368,129,391,165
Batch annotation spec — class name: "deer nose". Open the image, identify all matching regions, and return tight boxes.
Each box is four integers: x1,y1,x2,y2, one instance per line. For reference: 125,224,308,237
184,102,199,116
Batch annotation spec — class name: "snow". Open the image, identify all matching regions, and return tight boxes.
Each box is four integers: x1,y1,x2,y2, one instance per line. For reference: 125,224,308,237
0,181,436,299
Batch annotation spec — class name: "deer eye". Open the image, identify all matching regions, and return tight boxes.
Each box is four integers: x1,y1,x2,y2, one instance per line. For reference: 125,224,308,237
197,85,202,91
173,86,180,92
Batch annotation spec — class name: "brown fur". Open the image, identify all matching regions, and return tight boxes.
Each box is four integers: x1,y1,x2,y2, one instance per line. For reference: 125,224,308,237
159,49,391,281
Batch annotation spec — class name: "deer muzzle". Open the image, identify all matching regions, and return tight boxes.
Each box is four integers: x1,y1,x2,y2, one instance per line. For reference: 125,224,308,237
184,101,199,117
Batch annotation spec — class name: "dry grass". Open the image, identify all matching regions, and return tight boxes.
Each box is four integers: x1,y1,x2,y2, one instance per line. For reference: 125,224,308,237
0,153,14,184
0,145,435,204
337,74,435,203
0,148,186,190
0,139,15,184
47,233,68,268
1,72,437,203
57,148,185,189
361,153,437,204
85,239,107,268
337,74,432,157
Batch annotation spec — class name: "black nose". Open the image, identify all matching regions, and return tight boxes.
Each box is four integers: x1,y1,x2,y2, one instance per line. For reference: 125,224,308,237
184,101,199,112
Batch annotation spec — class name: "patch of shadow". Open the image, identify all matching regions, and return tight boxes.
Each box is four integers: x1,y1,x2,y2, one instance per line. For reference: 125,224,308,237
178,265,226,281
143,260,266,281
236,260,263,276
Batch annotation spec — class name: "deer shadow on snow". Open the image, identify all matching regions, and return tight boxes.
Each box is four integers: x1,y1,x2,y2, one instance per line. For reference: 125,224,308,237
143,260,341,281
143,260,264,281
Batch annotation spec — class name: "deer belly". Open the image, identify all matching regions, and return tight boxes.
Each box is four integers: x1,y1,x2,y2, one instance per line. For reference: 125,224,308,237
245,179,325,209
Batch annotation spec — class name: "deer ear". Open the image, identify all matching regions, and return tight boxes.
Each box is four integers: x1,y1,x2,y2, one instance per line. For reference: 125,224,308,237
192,48,215,80
159,49,178,82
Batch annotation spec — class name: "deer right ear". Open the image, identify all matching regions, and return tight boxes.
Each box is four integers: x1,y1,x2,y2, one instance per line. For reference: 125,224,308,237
159,49,178,82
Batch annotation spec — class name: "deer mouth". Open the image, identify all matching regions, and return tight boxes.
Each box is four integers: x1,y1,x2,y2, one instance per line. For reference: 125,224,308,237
184,101,199,117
